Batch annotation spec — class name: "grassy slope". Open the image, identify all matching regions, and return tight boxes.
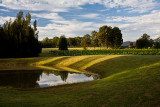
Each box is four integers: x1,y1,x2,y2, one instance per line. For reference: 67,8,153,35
0,55,160,106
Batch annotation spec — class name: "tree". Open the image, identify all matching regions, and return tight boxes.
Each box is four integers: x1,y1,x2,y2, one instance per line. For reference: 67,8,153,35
154,36,160,49
98,25,123,49
41,37,53,48
33,20,38,39
75,37,82,47
53,36,59,47
59,71,68,82
91,30,99,48
59,35,68,50
67,37,76,47
81,34,91,49
129,42,134,48
112,27,123,48
0,11,41,58
136,33,152,49
98,25,112,48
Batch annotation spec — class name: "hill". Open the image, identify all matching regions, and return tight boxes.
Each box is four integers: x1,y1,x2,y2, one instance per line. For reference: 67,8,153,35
121,41,135,46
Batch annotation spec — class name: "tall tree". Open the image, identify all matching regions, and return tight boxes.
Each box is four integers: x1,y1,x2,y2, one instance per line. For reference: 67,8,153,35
112,27,123,48
98,25,112,48
0,11,41,58
98,25,123,49
59,35,68,50
33,20,38,39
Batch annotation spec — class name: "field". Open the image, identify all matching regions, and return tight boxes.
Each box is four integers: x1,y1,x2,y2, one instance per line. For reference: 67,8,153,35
0,50,160,106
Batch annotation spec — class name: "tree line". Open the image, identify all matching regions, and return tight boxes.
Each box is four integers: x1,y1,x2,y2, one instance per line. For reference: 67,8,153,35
41,25,123,50
0,11,41,58
42,32,160,50
129,33,160,49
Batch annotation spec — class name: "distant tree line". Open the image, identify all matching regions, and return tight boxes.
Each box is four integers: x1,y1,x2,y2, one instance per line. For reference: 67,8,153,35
41,25,123,49
0,11,41,58
129,33,160,49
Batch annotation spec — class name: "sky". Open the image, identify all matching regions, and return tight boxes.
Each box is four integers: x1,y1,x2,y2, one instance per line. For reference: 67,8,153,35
0,0,160,41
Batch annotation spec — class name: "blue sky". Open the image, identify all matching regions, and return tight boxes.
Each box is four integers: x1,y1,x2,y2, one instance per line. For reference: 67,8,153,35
0,0,160,41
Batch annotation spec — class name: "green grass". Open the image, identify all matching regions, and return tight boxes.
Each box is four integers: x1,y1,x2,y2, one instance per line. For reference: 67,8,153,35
0,55,160,106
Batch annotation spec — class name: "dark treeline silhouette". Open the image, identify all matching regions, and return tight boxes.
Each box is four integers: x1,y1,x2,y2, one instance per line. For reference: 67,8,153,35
0,11,41,58
41,25,123,49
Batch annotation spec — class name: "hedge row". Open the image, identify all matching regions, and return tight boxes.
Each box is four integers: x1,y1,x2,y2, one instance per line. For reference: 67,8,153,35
50,49,160,56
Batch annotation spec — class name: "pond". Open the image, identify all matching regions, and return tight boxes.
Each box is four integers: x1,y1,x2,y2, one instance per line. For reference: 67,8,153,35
0,70,100,88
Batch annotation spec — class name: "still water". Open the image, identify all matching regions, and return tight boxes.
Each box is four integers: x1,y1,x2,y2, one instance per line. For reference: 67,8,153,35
0,70,99,88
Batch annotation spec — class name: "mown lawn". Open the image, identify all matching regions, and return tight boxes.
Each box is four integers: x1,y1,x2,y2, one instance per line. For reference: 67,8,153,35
0,55,160,106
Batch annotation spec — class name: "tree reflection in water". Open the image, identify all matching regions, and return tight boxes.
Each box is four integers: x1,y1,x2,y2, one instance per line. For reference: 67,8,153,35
0,70,42,88
0,70,100,88
59,71,68,82
43,70,68,82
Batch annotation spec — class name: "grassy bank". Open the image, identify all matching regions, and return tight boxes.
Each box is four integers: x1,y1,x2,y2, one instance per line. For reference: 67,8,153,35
0,55,160,106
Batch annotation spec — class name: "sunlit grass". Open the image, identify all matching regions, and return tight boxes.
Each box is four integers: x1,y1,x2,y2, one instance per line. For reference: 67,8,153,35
32,56,66,65
33,55,121,71
55,56,90,66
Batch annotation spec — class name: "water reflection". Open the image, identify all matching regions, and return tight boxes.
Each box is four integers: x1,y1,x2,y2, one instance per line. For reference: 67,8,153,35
0,70,100,88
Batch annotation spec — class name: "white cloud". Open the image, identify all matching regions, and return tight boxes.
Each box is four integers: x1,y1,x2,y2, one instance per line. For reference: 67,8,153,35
31,12,99,39
106,10,160,23
78,13,100,19
0,16,15,24
101,0,157,13
104,10,160,41
152,35,160,40
38,20,97,40
0,0,158,13
32,13,63,20
0,9,10,12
